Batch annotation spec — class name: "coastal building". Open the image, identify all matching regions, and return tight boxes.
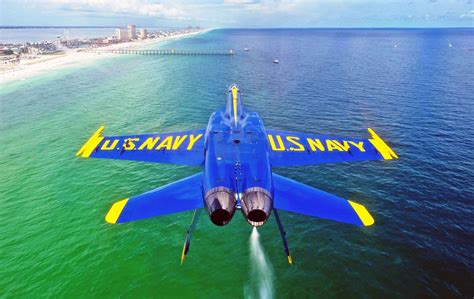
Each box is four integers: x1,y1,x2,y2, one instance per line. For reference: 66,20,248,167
127,24,136,39
116,28,131,41
139,28,147,39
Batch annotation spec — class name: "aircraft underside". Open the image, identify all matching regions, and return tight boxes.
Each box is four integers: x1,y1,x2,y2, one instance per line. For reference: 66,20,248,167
76,84,398,264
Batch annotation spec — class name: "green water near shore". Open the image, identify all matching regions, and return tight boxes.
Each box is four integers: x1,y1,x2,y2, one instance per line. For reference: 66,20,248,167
1,50,260,298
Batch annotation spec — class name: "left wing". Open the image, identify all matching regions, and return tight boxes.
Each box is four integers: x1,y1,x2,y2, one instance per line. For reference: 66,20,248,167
76,126,206,166
106,172,204,224
266,128,398,167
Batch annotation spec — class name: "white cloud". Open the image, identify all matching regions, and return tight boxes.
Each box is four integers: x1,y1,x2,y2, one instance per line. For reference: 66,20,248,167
5,0,474,27
224,0,258,4
25,0,189,20
460,10,474,18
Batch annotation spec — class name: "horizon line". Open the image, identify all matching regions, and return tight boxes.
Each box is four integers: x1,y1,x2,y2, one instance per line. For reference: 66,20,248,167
1,25,474,30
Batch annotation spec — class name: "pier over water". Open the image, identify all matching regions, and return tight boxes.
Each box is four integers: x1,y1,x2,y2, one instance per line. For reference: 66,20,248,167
81,49,235,56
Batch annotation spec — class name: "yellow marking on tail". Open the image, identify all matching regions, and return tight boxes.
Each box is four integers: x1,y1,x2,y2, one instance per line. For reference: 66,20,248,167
231,86,238,126
288,255,293,265
105,198,129,224
76,126,105,158
368,128,398,160
348,200,375,226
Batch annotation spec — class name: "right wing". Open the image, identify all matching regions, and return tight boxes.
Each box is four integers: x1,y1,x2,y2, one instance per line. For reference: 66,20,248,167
273,173,374,226
266,128,398,167
105,172,204,224
76,126,206,166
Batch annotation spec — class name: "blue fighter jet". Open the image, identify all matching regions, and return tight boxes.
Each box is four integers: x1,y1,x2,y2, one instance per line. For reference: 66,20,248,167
76,84,398,264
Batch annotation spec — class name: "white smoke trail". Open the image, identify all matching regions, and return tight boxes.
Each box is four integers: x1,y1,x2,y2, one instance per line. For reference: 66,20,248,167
244,227,274,299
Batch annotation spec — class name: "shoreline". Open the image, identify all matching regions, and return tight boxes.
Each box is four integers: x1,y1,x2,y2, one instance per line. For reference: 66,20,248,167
0,29,212,86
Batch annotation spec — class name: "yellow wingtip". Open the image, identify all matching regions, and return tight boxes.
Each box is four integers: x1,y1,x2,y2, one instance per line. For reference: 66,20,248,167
288,255,293,265
76,125,105,158
348,200,375,226
367,128,398,160
105,198,128,224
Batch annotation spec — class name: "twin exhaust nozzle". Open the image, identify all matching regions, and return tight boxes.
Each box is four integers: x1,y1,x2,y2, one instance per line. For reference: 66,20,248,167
204,187,272,227
204,187,236,226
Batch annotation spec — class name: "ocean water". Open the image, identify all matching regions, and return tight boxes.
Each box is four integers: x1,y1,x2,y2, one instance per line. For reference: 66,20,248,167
1,28,473,298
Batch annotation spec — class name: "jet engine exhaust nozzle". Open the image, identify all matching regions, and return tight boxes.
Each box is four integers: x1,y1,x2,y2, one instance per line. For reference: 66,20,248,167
205,187,237,226
241,187,273,227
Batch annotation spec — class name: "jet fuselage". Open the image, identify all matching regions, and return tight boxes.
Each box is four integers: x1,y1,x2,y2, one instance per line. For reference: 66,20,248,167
203,85,273,226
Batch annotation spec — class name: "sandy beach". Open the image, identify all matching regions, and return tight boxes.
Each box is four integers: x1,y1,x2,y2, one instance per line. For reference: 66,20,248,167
0,29,210,86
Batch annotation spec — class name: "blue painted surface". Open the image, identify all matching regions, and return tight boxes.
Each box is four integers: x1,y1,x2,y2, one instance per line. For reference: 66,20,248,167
266,129,384,166
118,173,204,223
94,84,383,226
92,130,206,166
203,85,272,195
273,173,363,226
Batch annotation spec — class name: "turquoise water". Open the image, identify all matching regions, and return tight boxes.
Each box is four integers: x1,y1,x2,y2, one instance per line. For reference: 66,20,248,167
1,29,473,297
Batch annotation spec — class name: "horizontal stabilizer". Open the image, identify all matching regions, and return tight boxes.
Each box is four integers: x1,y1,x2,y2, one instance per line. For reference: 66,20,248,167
105,173,204,224
273,174,374,226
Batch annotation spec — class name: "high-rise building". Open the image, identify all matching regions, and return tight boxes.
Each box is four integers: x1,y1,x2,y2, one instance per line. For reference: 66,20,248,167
116,28,131,41
139,28,147,39
127,24,136,39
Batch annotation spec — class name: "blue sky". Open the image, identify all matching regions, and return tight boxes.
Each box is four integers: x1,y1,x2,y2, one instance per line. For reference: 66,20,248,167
1,0,473,27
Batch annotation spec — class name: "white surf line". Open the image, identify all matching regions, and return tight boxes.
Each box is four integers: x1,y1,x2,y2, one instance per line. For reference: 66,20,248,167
0,29,212,86
245,227,274,299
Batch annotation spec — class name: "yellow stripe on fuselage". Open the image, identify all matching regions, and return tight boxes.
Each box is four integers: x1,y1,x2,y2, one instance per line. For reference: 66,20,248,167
348,200,375,226
105,198,129,224
231,86,238,126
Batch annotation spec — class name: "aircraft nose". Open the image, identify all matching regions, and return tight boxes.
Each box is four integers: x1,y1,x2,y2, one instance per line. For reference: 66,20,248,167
228,84,239,92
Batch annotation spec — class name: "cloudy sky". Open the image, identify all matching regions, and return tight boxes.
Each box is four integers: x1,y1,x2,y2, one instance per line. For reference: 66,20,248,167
1,0,473,27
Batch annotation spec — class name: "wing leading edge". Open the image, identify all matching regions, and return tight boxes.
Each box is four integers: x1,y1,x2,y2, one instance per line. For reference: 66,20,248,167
76,126,206,166
266,128,398,167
